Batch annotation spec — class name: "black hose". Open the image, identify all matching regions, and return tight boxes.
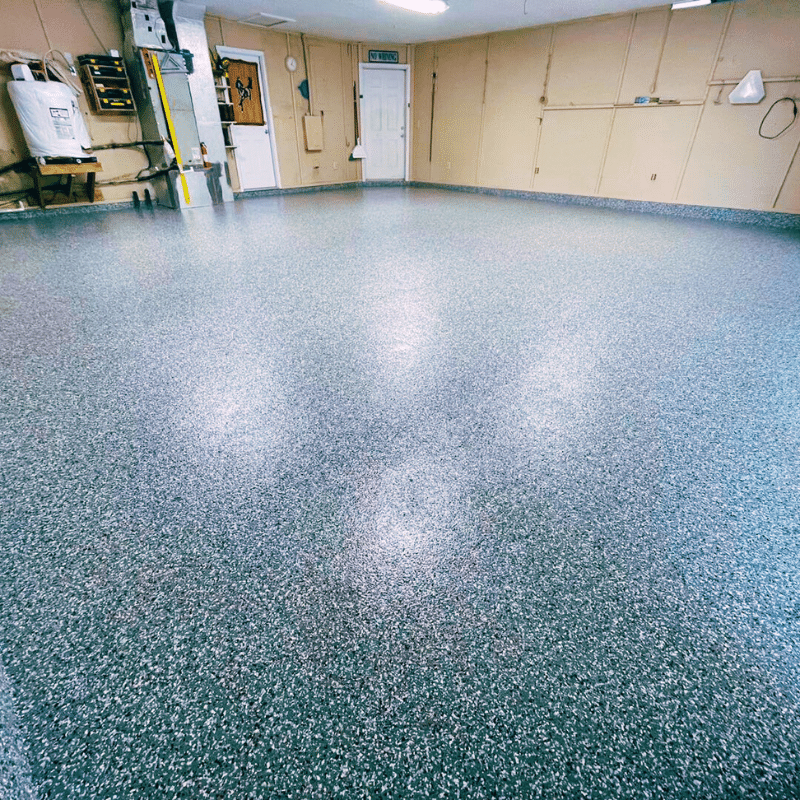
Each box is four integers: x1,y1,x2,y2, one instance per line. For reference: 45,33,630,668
91,140,163,151
759,97,798,140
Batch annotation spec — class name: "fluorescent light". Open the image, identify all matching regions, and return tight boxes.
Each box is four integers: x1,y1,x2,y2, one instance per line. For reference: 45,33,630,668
671,0,710,8
379,0,449,14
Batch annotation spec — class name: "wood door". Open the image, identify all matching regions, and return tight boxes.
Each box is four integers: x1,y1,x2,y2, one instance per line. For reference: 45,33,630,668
228,59,264,125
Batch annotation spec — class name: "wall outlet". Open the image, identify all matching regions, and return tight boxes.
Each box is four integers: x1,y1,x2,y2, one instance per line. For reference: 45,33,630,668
650,173,657,181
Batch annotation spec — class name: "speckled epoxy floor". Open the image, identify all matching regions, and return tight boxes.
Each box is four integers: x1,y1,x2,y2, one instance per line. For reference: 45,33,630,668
1,187,800,799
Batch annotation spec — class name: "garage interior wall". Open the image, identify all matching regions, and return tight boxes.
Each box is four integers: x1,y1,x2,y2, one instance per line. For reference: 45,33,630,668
0,0,153,203
0,0,410,201
412,0,800,214
203,16,410,191
2,0,798,212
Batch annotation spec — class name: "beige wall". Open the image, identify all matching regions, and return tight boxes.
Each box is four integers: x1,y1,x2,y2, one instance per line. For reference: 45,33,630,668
3,0,798,213
1,0,411,204
0,0,380,204
204,19,409,189
0,0,151,203
412,0,800,214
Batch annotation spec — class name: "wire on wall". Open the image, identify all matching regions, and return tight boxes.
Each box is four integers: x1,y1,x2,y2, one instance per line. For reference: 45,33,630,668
32,0,53,50
301,33,312,115
758,97,798,140
76,0,108,53
650,9,672,95
428,56,436,162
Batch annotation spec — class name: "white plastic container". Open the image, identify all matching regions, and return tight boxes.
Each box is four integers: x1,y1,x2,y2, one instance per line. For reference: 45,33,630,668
7,80,91,159
728,70,765,105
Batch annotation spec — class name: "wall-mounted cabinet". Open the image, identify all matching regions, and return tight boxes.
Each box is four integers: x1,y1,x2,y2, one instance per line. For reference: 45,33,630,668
547,16,631,107
477,28,551,191
534,109,613,196
678,81,800,210
599,106,699,202
78,54,135,114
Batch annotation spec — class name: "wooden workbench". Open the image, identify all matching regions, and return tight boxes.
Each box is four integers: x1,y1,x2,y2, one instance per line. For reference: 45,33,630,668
30,161,103,209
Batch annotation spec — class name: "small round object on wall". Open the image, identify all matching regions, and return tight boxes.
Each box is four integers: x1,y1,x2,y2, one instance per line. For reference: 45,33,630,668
285,56,298,72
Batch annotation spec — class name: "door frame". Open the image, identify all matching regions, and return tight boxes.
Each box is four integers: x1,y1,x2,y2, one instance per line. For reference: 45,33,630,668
358,63,410,182
216,46,281,189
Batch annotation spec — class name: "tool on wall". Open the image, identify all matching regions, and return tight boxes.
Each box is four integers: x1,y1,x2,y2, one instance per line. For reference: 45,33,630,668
300,33,313,115
350,82,366,160
429,69,437,162
300,33,323,151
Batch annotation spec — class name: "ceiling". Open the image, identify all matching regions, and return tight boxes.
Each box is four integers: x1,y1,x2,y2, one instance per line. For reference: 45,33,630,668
202,0,664,44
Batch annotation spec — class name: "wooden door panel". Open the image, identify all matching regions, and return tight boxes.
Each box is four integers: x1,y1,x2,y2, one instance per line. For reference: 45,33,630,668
228,60,264,125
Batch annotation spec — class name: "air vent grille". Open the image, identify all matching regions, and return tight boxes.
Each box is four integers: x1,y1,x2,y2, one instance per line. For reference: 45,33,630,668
238,13,296,28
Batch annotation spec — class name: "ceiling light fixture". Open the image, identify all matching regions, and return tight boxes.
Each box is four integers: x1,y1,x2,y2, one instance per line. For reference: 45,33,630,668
379,0,449,15
672,0,737,9
238,12,296,28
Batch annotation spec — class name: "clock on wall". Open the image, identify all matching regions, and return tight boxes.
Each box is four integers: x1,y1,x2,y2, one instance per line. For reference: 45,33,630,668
285,55,297,72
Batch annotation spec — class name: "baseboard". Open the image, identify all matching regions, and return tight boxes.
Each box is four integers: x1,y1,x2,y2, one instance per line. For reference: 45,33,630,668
0,199,141,223
407,181,800,230
233,179,409,200
5,181,796,230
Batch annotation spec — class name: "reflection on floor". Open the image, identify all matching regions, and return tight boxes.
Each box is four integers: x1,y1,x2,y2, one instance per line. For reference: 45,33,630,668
1,188,799,799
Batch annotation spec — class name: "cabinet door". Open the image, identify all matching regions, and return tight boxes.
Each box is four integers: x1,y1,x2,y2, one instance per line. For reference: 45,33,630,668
547,15,631,107
429,37,486,185
599,106,699,202
678,82,800,211
477,28,550,191
534,109,613,196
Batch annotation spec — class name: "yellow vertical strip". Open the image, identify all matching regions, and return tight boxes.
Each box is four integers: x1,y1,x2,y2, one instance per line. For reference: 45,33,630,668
151,53,191,206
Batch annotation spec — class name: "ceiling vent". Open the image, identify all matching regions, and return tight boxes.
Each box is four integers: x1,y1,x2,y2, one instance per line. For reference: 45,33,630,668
238,12,296,28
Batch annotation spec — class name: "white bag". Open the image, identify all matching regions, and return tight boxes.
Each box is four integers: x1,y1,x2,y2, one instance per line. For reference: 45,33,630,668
728,70,765,105
7,80,91,158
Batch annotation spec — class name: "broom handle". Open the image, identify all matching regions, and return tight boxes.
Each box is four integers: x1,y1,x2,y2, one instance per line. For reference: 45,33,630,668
353,82,360,141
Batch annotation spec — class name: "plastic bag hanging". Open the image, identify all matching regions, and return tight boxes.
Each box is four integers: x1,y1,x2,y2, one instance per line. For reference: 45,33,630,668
729,70,765,105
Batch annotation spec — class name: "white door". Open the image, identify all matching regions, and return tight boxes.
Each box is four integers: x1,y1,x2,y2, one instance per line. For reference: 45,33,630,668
216,47,280,191
231,125,276,189
360,65,408,180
